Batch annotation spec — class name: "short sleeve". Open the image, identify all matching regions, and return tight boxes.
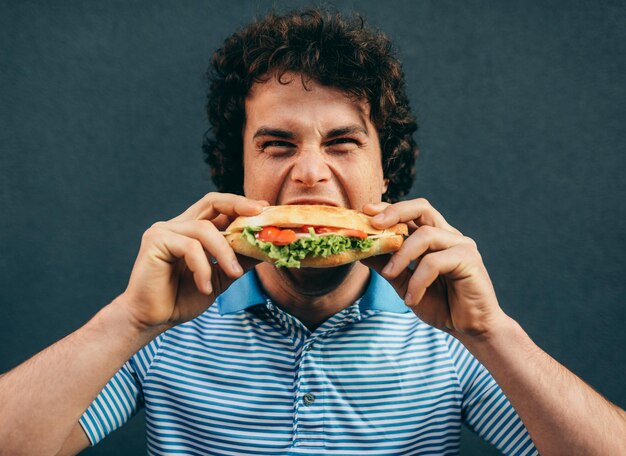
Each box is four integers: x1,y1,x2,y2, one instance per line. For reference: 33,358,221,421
444,334,539,456
78,360,141,445
78,334,165,446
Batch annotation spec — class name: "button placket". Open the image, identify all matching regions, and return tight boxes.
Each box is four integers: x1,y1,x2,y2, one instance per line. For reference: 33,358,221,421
293,337,325,448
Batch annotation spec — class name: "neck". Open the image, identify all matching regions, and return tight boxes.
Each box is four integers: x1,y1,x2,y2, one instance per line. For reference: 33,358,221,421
255,262,371,331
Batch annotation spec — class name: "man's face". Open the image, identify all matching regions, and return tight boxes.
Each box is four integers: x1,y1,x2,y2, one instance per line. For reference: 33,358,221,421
242,73,388,210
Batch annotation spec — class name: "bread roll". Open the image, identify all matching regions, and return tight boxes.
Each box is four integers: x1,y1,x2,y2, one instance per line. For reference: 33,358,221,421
224,205,407,268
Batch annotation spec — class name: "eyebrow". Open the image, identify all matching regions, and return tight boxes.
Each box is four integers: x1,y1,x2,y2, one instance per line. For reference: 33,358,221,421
253,128,295,140
253,124,369,140
326,125,369,138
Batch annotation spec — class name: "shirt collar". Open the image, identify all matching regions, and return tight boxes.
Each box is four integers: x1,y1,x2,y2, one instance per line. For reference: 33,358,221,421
217,270,267,315
357,269,411,313
217,268,410,316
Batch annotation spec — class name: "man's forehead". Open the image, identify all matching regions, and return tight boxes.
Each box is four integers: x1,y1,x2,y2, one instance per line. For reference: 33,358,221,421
245,74,372,131
247,74,370,111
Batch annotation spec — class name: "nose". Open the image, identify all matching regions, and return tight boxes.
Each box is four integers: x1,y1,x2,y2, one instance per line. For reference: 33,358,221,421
290,148,332,187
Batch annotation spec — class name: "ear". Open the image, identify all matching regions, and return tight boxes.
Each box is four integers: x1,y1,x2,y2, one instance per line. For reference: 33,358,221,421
382,178,389,194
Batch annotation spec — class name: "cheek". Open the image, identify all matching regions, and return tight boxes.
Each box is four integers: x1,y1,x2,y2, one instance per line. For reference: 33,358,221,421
243,155,291,199
332,158,385,201
243,149,266,197
349,157,384,185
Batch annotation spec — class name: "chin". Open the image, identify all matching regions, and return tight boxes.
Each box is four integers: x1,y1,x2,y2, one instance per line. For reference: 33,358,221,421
278,263,355,296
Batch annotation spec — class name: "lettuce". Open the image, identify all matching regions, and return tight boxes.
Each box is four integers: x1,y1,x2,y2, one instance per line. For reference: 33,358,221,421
241,226,373,268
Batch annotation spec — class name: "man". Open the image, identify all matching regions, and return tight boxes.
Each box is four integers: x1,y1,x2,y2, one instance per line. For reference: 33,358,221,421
0,8,624,456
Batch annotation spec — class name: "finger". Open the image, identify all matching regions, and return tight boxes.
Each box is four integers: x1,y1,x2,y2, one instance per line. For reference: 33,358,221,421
211,253,260,272
158,219,244,279
211,213,235,231
362,202,390,215
382,226,475,279
170,193,268,223
363,202,419,232
404,247,468,309
151,230,215,295
200,195,269,221
370,198,461,235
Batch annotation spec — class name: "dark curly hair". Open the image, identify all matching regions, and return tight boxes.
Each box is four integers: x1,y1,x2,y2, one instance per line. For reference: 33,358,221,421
202,8,418,203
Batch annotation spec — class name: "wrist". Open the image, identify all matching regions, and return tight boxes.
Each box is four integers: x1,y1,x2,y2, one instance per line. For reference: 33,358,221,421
106,294,169,343
454,313,525,358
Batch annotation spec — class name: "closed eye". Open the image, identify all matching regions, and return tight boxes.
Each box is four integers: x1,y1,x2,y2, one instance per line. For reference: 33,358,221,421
327,138,358,145
259,140,296,157
325,137,362,153
262,140,295,148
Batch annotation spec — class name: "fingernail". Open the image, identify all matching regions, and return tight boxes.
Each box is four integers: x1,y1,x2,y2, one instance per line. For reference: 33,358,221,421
382,260,394,275
373,213,386,223
232,260,243,274
404,293,413,305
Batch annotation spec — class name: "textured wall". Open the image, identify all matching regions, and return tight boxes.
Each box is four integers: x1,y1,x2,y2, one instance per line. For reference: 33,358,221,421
1,1,624,454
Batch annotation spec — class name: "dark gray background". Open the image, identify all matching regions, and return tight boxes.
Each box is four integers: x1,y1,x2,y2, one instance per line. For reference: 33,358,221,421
1,1,624,454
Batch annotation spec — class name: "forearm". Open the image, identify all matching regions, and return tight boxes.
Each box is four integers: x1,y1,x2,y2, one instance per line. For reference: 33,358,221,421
0,296,164,456
459,317,626,455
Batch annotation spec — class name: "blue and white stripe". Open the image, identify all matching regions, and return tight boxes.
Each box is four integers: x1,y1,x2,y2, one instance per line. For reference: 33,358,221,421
80,270,537,455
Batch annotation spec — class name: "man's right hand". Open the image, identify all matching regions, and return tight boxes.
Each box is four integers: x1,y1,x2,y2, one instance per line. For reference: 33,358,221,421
119,192,268,331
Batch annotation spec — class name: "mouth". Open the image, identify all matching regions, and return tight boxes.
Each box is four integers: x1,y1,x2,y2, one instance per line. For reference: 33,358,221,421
282,199,340,207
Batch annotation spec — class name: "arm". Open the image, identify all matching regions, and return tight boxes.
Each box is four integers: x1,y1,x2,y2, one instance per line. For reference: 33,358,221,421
0,193,266,456
0,297,159,456
363,199,626,455
55,423,91,456
459,316,626,454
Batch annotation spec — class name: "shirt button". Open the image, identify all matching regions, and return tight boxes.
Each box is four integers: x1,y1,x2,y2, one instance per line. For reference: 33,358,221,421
305,343,314,351
303,393,315,406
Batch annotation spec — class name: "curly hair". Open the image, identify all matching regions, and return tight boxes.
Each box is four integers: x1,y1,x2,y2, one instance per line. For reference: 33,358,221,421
202,8,418,203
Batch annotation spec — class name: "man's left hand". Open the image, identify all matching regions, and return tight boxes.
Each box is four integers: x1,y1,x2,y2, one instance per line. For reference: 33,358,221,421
362,199,509,338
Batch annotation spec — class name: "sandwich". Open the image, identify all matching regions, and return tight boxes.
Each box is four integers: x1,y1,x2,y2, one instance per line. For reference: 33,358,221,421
223,205,408,268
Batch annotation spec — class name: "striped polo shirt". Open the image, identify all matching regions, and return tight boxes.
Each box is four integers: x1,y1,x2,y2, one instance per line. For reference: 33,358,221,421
80,270,537,455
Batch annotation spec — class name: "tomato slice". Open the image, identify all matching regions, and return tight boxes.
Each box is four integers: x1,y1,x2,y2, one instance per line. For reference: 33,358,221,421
257,226,281,242
273,229,297,245
259,226,367,244
312,226,368,238
336,229,368,239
